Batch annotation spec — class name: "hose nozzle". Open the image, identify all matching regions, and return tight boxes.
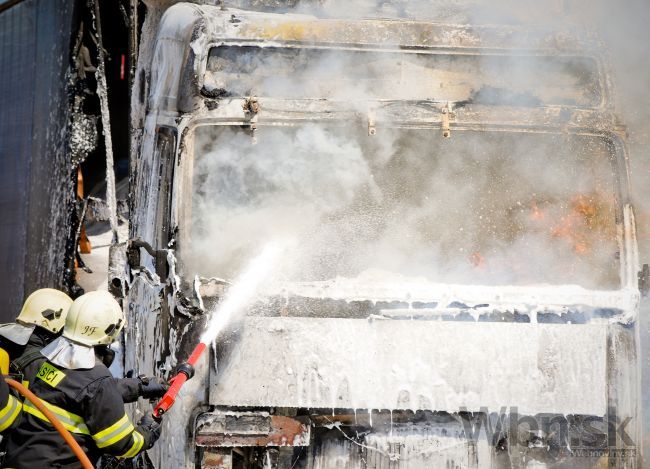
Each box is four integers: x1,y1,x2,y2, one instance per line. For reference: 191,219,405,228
152,342,206,420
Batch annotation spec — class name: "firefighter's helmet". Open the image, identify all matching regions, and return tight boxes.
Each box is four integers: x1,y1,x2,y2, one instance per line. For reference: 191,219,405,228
16,288,73,334
63,291,125,346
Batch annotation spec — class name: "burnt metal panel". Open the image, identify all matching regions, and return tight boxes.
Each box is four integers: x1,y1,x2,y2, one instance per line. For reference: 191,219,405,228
195,411,310,447
0,1,36,319
0,0,76,319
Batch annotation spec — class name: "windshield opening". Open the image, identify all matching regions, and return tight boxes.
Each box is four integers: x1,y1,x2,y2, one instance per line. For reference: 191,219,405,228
182,124,620,290
205,46,602,107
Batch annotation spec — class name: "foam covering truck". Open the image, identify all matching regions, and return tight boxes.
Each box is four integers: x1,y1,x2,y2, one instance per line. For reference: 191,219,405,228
120,3,643,467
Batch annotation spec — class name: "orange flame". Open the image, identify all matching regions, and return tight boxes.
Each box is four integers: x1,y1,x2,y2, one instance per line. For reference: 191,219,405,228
549,194,610,255
525,193,614,256
470,251,486,268
551,215,589,254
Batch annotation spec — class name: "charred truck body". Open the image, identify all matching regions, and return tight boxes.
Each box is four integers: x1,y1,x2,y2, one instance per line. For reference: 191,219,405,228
125,4,641,468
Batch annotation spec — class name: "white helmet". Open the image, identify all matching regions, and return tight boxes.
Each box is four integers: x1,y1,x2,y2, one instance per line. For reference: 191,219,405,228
17,288,73,334
63,291,125,346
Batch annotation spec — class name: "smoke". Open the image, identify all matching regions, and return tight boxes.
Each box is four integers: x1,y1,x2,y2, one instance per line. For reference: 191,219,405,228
205,46,601,107
183,0,649,293
587,1,650,262
187,124,618,289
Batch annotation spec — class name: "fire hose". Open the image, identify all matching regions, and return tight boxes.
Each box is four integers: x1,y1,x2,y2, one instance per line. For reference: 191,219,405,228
5,378,94,469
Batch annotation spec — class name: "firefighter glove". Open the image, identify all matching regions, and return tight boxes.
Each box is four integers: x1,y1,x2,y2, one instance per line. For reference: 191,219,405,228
137,414,162,449
138,375,169,399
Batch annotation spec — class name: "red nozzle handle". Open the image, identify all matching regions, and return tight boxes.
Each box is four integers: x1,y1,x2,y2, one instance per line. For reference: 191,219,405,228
152,342,208,419
152,371,189,418
186,342,207,366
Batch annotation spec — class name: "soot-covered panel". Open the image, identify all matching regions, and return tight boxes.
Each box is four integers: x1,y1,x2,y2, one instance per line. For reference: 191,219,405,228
0,0,76,318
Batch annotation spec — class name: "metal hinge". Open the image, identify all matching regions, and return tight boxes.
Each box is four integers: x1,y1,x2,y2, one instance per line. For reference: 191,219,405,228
243,96,260,144
368,108,376,136
441,102,456,138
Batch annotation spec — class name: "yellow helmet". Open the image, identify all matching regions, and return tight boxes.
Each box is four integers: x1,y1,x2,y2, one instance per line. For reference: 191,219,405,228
63,291,125,346
17,288,73,334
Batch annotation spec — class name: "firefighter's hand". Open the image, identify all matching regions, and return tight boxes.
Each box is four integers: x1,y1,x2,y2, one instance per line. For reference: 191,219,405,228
138,375,169,399
138,414,162,449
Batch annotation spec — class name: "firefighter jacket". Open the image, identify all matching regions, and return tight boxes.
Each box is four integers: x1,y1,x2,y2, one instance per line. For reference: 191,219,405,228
3,359,155,469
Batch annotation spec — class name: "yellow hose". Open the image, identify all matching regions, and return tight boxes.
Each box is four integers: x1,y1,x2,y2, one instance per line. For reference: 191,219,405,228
5,378,94,469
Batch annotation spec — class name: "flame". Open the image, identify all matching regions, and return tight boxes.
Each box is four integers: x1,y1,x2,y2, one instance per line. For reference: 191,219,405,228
572,194,599,221
551,214,585,252
527,193,612,256
470,251,486,268
550,193,611,255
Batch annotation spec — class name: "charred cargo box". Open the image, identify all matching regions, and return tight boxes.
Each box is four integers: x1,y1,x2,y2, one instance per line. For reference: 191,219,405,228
126,4,640,468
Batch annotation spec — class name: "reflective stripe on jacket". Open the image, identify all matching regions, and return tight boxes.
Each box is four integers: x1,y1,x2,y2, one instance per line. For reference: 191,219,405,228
0,378,21,432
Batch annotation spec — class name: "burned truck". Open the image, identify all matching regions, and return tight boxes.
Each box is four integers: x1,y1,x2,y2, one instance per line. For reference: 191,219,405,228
123,3,641,468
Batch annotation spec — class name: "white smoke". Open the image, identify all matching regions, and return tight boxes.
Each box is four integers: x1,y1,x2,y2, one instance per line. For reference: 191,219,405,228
182,0,648,292
186,124,618,289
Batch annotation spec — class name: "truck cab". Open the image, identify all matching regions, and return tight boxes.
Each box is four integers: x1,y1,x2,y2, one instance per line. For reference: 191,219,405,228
125,4,641,467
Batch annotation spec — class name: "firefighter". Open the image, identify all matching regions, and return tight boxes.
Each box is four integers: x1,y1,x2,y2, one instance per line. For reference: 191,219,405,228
3,291,162,468
0,288,73,381
0,288,167,402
